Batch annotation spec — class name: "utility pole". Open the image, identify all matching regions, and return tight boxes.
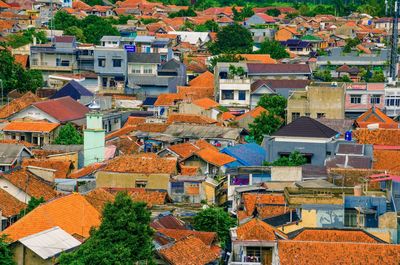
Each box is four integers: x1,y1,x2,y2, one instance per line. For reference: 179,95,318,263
389,0,400,83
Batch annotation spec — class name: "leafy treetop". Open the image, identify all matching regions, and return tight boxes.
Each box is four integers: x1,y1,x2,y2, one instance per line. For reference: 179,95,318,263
257,39,289,60
209,23,253,55
264,151,307,166
0,235,14,265
53,123,83,145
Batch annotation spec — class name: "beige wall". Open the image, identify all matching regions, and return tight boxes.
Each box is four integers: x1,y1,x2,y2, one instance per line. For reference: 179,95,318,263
287,84,345,123
202,181,216,204
12,243,53,265
96,171,170,190
236,115,255,130
271,167,302,181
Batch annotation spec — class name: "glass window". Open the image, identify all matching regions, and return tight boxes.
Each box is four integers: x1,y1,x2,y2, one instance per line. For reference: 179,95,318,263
238,91,246,101
143,65,153,74
350,95,362,104
292,112,300,121
222,90,234,100
345,208,358,227
135,180,147,188
317,113,325,118
370,95,381,104
130,65,141,74
112,59,122,68
171,182,184,193
98,58,106,67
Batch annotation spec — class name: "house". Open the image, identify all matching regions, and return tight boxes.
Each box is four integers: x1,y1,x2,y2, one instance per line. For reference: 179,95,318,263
235,106,267,130
178,98,220,120
0,92,41,120
336,64,360,81
1,193,100,242
228,218,286,264
12,227,81,265
50,80,94,101
324,142,373,169
280,39,313,56
221,143,266,167
0,189,26,231
167,31,211,47
244,13,276,28
2,121,60,146
262,117,343,166
10,96,89,124
158,139,218,160
286,82,345,122
154,93,183,117
355,107,398,129
169,175,217,204
180,148,237,177
274,27,300,41
167,113,218,125
30,36,78,74
246,63,311,80
345,82,385,118
0,144,32,172
95,153,177,189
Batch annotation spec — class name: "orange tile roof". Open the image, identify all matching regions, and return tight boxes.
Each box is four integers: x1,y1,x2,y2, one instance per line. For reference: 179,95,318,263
101,153,177,174
158,228,217,245
0,0,10,8
277,241,400,265
22,159,72,179
239,54,277,64
373,149,400,171
189,71,214,87
167,114,218,125
69,162,106,179
0,139,34,148
178,86,215,101
169,142,202,159
0,92,41,119
158,236,220,265
192,98,219,110
355,108,398,129
3,121,60,133
220,111,236,121
194,148,236,167
123,116,146,127
128,188,167,207
105,125,136,140
194,139,218,151
84,188,115,212
72,0,91,10
236,106,267,121
1,193,101,242
291,228,382,243
180,165,199,175
236,218,286,241
239,193,288,220
154,93,183,106
354,129,400,145
14,54,28,69
1,169,58,201
0,189,26,217
112,136,140,155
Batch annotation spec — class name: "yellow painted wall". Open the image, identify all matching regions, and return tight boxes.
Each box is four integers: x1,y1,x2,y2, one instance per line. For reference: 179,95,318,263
96,171,170,190
12,244,53,265
202,182,216,204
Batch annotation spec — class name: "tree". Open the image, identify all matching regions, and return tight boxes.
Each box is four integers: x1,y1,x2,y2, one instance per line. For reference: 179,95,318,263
7,28,48,48
209,54,243,70
64,26,86,42
19,197,45,218
193,207,236,248
195,20,219,32
59,193,154,265
168,8,197,18
257,39,289,59
264,151,307,166
249,112,284,144
209,23,253,54
53,123,83,145
369,69,385,82
343,37,361,53
257,94,287,119
266,8,281,17
0,235,14,265
140,18,160,24
0,47,43,94
194,0,218,10
52,11,80,30
314,69,333,82
82,0,103,5
339,75,352,82
82,15,120,45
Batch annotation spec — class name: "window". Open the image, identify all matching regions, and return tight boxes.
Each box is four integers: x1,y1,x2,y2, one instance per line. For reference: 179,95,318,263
20,135,25,141
345,209,358,227
143,65,153,74
385,97,400,106
135,180,147,188
305,112,310,117
112,59,122,68
130,65,141,74
317,113,325,118
171,182,184,193
98,58,106,67
292,112,300,121
370,95,381,104
222,90,234,100
238,91,246,101
350,95,362,104
61,60,70,66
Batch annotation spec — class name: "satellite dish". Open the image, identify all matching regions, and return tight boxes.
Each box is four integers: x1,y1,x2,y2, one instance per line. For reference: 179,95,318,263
88,99,101,111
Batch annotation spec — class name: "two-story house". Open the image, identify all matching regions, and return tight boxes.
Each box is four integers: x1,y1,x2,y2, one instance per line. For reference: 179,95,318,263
30,36,78,77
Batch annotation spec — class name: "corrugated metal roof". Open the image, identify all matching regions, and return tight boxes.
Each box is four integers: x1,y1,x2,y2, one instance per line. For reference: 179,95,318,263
19,226,81,260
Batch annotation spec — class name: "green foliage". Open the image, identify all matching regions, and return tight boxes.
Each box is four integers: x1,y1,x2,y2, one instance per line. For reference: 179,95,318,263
298,4,335,16
194,20,219,32
266,8,281,16
317,48,328,56
53,123,83,145
217,105,229,112
7,28,48,48
338,75,352,82
108,15,136,25
0,47,43,94
209,54,244,70
314,69,333,82
194,0,219,10
81,0,103,6
168,7,197,18
257,94,287,118
180,21,195,31
343,38,361,53
228,65,245,78
140,18,160,25
369,69,385,82
257,39,289,59
52,12,120,45
249,112,284,144
233,5,254,21
64,26,85,42
0,235,14,265
264,151,307,166
19,197,45,218
193,207,236,248
59,193,154,265
209,23,253,55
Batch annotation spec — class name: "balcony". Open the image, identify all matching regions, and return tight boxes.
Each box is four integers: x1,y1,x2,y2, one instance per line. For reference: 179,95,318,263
228,254,262,265
220,78,251,84
30,63,73,72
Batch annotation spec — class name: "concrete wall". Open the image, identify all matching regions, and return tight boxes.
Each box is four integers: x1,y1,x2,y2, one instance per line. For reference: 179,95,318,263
12,243,53,265
271,166,302,181
10,106,59,123
96,171,170,190
47,153,78,171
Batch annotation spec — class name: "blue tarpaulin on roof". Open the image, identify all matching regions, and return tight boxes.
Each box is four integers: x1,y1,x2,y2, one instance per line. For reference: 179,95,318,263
221,143,266,167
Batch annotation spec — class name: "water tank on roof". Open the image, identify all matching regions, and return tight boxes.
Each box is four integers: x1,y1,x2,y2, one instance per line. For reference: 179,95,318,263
345,130,352,141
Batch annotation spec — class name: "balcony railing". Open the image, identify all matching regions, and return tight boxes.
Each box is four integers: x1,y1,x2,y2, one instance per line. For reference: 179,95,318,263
30,64,73,71
228,254,262,265
220,78,251,84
